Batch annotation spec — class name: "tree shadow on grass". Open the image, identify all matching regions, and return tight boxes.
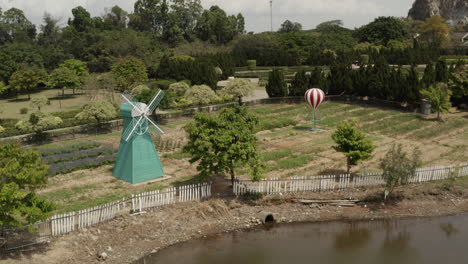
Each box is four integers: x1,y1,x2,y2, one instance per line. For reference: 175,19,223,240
48,94,80,101
7,98,29,103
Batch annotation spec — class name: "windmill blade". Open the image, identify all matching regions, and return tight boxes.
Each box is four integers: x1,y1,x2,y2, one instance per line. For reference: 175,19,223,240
123,116,144,142
145,115,164,135
147,90,165,113
121,93,144,115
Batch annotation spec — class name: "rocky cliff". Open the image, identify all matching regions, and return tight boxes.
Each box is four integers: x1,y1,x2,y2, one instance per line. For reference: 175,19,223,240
408,0,468,25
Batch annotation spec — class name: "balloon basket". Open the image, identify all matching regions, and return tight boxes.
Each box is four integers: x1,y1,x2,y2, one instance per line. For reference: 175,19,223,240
309,110,325,132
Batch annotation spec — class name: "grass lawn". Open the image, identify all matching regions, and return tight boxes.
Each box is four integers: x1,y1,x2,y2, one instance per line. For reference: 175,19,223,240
33,102,468,214
0,89,92,119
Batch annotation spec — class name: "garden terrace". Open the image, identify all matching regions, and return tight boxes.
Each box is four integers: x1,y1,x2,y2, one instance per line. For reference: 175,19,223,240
33,101,468,214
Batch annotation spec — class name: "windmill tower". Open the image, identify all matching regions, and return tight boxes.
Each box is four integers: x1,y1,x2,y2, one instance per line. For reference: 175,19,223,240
113,91,165,184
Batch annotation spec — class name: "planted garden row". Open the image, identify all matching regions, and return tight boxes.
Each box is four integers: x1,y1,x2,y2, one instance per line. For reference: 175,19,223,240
42,146,116,164
39,142,100,156
47,154,117,176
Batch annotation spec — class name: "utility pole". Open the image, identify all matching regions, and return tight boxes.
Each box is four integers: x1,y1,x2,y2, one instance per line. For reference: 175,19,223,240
270,0,273,32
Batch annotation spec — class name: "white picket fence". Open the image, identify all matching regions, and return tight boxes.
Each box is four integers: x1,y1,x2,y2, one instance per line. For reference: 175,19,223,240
233,164,468,195
38,182,212,237
131,183,212,212
48,200,125,236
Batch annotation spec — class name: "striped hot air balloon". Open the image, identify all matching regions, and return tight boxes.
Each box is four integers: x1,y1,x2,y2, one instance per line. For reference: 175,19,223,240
305,88,325,109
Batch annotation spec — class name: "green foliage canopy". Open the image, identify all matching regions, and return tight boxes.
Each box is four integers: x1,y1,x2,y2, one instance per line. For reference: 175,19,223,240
331,120,375,174
8,67,47,99
0,144,54,228
380,144,421,200
183,106,263,183
420,83,452,120
48,67,81,95
266,69,287,97
219,78,256,105
111,57,148,91
75,100,117,125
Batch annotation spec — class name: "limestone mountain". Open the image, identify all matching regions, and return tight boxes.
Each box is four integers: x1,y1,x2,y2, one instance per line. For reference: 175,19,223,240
408,0,468,25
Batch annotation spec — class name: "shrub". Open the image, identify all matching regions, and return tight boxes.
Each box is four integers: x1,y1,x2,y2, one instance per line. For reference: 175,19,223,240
20,107,28,115
247,60,257,70
184,85,220,106
266,69,287,97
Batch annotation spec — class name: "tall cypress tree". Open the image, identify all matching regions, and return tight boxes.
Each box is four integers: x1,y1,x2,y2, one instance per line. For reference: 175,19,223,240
266,69,288,97
289,70,309,96
422,62,436,88
406,65,421,104
435,59,448,83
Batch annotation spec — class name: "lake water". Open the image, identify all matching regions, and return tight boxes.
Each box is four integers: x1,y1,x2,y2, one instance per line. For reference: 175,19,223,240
136,214,468,264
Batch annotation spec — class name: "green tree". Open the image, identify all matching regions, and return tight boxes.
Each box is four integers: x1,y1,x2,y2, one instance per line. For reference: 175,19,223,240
420,83,452,121
184,85,219,105
435,59,448,83
30,95,49,111
183,106,263,184
219,78,256,105
60,59,89,79
68,6,94,32
419,16,449,47
0,125,4,134
103,5,128,30
0,8,36,43
380,144,421,200
15,112,63,134
289,70,309,96
75,100,117,127
331,120,375,174
266,69,287,97
111,57,148,91
278,20,302,33
8,67,47,99
354,16,410,45
449,68,468,99
0,144,54,229
48,67,81,95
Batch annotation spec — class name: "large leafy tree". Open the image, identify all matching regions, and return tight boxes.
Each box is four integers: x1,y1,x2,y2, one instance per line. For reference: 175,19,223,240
129,0,168,34
354,16,410,45
48,67,81,95
278,20,302,33
8,67,48,99
184,106,263,184
380,144,421,200
0,8,36,44
75,100,117,127
419,16,449,48
331,120,375,174
111,57,148,91
68,6,94,33
420,83,452,121
195,5,242,44
0,144,54,229
103,5,128,30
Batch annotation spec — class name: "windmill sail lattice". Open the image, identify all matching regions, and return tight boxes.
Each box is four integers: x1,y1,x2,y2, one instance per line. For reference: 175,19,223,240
113,91,166,184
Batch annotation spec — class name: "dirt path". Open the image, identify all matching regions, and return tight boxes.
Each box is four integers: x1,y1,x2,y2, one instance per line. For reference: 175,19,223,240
3,181,468,264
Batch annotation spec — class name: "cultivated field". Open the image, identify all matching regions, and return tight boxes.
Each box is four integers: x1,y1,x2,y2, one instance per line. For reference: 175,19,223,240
34,102,468,213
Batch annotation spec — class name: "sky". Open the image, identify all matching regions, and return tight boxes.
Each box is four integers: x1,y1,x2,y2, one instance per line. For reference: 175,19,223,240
0,0,416,32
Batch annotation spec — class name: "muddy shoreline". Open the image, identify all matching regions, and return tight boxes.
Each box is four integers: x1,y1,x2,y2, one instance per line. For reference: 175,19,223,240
2,182,468,264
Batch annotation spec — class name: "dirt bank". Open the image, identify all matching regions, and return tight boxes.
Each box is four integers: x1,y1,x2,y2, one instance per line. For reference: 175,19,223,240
2,181,468,264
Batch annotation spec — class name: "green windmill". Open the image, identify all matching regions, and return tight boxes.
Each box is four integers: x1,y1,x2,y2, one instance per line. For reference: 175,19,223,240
113,91,165,184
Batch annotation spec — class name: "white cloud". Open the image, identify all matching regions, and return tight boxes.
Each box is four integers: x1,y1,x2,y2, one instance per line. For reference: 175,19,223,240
0,0,414,32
